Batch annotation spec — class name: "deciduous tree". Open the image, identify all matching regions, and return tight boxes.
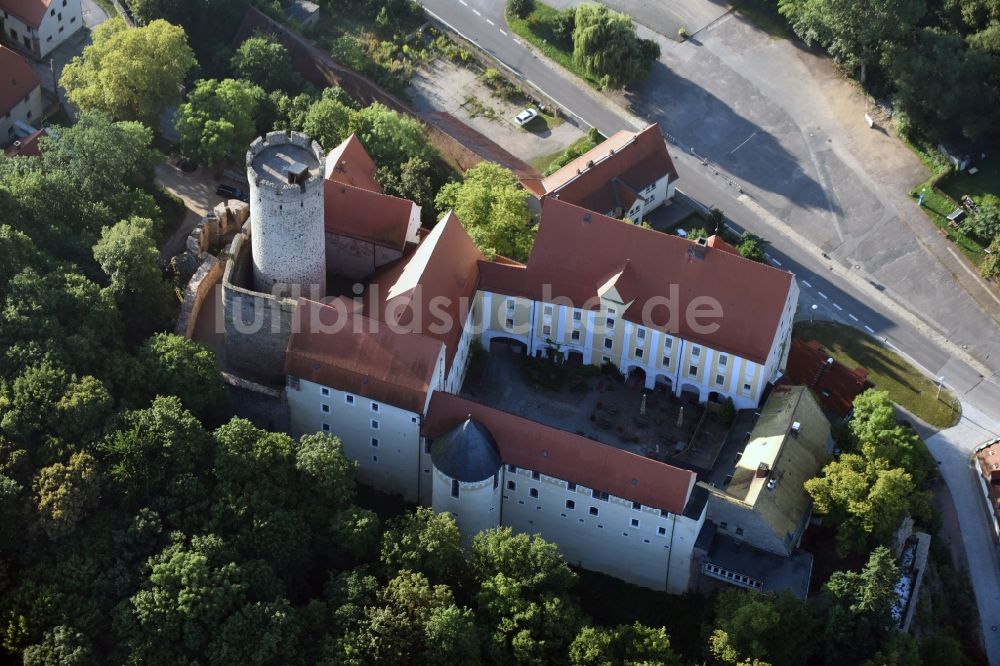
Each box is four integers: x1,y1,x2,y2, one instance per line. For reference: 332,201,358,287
434,162,534,261
61,19,196,126
572,3,660,88
136,333,227,423
175,79,267,168
230,37,304,93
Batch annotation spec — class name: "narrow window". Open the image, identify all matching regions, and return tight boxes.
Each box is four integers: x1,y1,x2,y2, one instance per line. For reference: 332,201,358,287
321,403,330,413
604,338,613,350
631,518,640,527
736,527,744,536
542,325,551,336
451,479,460,498
321,387,330,396
573,311,582,321
371,402,379,412
658,526,667,536
508,464,517,473
571,330,580,341
689,364,698,376
662,356,670,368
590,506,599,516
507,480,516,491
637,328,646,340
321,423,330,432
566,499,575,509
531,471,540,480
529,488,538,498
635,348,644,358
568,482,576,491
371,420,379,429
371,438,379,448
345,394,355,405
716,374,725,385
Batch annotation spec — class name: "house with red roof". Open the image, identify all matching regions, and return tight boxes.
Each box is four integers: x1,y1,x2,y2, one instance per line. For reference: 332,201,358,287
0,0,83,59
0,46,42,146
540,122,679,222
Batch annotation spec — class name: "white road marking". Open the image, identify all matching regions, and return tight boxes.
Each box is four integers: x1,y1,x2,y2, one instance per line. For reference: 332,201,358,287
473,8,481,15
817,291,828,299
801,280,812,288
832,303,843,311
729,129,759,155
770,256,782,266
486,18,495,25
864,325,875,333
848,314,859,322
513,38,523,45
499,28,507,35
459,0,467,5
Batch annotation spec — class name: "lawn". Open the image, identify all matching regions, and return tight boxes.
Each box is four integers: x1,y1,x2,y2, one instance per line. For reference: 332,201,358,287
528,129,602,173
793,321,961,428
910,179,987,264
939,155,1000,205
505,4,604,89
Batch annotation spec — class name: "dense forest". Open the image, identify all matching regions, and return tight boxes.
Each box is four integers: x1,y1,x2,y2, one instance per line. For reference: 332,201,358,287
0,2,989,663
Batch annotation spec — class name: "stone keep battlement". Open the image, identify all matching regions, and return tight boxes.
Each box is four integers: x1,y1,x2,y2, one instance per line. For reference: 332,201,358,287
247,130,327,298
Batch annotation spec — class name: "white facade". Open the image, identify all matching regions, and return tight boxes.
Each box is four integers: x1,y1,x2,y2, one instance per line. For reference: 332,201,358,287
1,0,83,59
477,284,798,410
247,131,326,298
287,376,434,502
431,466,502,545
624,174,675,223
434,462,704,593
1,82,41,145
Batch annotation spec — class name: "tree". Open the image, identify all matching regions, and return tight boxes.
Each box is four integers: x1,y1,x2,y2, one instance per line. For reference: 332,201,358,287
982,235,1000,280
570,623,681,665
961,201,1000,241
506,0,534,19
737,234,767,263
377,156,436,222
61,18,196,126
93,217,174,339
434,162,534,261
33,452,102,539
302,97,353,151
0,225,42,297
39,112,161,203
805,452,915,554
380,507,464,584
229,36,304,93
778,0,925,77
348,102,435,169
572,3,660,89
22,626,96,666
882,28,1000,141
708,589,816,666
175,79,267,168
136,333,227,423
821,546,900,661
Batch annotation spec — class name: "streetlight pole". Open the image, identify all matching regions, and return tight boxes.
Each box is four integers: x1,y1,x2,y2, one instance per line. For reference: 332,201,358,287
811,304,818,322
936,376,945,400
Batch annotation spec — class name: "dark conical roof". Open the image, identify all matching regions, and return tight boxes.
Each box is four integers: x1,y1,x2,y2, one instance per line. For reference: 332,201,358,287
430,418,503,482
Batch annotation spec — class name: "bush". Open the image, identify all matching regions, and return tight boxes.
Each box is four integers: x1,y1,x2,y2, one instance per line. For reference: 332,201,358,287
506,0,534,19
718,397,735,426
552,8,576,46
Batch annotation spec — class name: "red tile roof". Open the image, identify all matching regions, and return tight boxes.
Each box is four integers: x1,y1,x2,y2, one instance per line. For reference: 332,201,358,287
784,339,872,417
364,212,483,374
0,46,41,115
4,127,46,157
541,123,679,214
481,198,794,364
285,298,444,413
423,392,696,514
324,134,381,192
706,234,739,255
0,0,49,28
324,180,416,251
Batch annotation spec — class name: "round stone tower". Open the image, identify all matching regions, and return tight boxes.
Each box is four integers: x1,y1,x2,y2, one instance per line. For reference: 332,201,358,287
246,130,326,298
431,419,503,543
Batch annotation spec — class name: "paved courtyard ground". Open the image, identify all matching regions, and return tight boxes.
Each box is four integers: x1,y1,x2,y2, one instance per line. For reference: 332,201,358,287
463,347,732,471
407,58,584,164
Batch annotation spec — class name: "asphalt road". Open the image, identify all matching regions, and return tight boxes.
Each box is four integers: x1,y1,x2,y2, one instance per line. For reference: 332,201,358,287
419,0,1000,658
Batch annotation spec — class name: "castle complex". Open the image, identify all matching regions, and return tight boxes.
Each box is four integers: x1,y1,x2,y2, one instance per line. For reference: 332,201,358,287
219,127,824,596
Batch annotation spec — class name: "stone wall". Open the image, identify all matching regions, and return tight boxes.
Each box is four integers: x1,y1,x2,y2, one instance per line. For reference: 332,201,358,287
222,371,290,432
222,223,298,382
325,232,404,281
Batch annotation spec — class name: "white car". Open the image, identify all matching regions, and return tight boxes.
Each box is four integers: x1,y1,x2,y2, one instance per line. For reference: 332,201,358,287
514,108,539,126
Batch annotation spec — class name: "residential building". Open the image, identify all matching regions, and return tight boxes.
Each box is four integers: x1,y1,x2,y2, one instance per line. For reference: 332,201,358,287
0,45,42,145
476,198,799,409
539,123,678,221
3,126,44,156
0,0,83,59
695,385,832,598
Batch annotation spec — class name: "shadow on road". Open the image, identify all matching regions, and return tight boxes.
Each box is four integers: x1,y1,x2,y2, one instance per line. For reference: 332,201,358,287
628,60,840,216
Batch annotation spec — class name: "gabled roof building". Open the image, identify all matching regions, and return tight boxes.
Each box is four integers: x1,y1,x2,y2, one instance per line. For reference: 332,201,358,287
0,46,43,147
221,129,801,595
540,123,679,221
0,0,83,59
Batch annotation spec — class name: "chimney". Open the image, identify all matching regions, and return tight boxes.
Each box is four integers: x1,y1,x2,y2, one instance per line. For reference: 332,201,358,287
286,161,309,185
756,462,770,478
